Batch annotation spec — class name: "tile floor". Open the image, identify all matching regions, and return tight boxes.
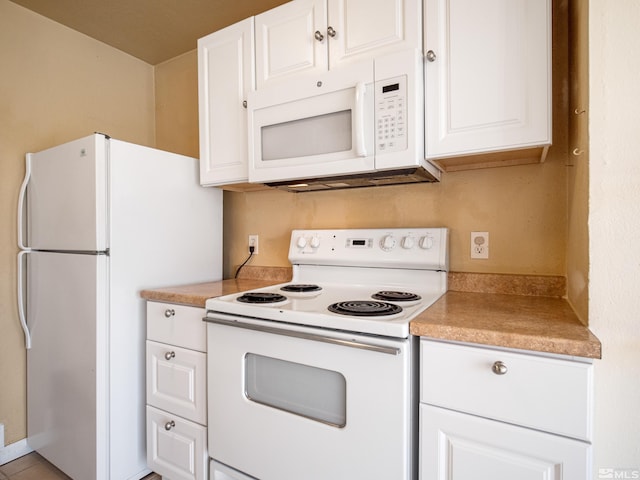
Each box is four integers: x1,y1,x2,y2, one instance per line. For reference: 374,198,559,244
0,452,161,480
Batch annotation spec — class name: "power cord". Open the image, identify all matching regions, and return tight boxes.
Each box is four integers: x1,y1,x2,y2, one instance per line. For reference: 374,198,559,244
234,245,255,278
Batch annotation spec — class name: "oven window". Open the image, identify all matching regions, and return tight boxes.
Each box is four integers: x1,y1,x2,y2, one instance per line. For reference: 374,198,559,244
245,353,346,427
261,110,352,161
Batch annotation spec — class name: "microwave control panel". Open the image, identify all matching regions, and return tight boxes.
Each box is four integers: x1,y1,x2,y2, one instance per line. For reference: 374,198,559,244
375,75,407,154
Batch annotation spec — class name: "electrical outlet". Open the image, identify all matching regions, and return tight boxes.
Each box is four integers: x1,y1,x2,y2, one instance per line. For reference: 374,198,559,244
471,232,489,259
248,234,259,254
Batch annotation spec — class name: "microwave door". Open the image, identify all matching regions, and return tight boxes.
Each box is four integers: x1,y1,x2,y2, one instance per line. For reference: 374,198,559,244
248,62,375,184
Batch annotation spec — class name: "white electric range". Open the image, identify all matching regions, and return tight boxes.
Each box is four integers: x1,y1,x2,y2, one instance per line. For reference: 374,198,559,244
205,228,448,480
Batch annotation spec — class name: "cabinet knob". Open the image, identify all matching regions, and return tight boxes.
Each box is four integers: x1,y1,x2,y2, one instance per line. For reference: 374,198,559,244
242,100,247,108
491,361,508,375
314,30,324,42
164,309,175,318
426,50,437,62
165,351,176,361
327,26,337,38
164,420,176,431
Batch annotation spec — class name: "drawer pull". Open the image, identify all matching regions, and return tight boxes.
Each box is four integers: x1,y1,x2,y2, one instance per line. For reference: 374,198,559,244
164,420,176,431
164,309,175,318
165,351,176,360
492,361,508,375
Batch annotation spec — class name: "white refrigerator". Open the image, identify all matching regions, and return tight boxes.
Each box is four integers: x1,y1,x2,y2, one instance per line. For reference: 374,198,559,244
16,133,222,480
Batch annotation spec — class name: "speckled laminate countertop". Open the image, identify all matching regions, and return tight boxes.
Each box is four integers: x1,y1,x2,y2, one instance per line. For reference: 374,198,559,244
410,291,601,359
140,269,601,360
140,279,281,308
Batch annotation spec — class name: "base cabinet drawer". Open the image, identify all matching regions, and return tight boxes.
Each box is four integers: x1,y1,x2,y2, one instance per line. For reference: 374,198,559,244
147,340,207,424
147,405,208,480
420,404,591,480
147,302,207,352
420,339,593,441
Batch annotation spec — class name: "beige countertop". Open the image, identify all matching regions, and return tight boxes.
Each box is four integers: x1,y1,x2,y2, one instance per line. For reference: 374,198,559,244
140,269,601,360
410,291,601,359
140,279,280,308
140,266,293,307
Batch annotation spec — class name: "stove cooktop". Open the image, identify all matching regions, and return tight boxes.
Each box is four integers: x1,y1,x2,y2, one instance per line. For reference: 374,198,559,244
206,278,445,338
206,228,449,338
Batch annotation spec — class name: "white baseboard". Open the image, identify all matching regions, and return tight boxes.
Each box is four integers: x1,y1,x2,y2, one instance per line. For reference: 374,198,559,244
0,424,34,466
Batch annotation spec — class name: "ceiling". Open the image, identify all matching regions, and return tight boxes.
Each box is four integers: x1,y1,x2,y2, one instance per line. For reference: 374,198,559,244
10,0,288,65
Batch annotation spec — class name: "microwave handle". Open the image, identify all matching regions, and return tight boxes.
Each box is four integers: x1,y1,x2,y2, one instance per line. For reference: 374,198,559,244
354,82,367,157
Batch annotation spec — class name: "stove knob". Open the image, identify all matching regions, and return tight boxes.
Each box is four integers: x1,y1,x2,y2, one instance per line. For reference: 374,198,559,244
401,236,415,249
296,236,308,248
310,235,321,248
380,234,396,251
419,235,434,250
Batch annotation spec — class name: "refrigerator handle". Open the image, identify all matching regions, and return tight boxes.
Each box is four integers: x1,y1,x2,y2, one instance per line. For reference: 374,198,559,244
17,250,32,349
17,153,32,250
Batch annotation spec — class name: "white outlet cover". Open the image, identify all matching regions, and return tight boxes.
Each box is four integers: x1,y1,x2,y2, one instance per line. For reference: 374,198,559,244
471,232,489,259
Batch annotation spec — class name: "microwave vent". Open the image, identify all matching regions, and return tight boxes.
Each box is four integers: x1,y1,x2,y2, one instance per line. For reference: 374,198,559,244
265,167,440,192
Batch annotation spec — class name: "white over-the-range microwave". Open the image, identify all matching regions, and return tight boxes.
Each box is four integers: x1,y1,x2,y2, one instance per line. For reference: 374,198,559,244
247,49,441,191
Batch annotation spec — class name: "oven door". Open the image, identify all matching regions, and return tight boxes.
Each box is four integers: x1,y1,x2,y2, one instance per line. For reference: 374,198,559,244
206,314,415,480
247,60,375,184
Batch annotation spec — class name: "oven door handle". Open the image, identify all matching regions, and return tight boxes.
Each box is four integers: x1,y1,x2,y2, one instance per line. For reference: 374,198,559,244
204,315,401,356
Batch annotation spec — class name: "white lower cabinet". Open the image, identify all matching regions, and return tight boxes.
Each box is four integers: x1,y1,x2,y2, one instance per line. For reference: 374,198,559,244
146,302,208,480
420,404,590,479
147,405,208,480
419,339,593,480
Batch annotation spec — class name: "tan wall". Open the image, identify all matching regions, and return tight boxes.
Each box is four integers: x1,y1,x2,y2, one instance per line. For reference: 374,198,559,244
156,3,572,282
0,0,155,445
155,51,200,158
222,162,568,277
566,0,590,324
589,0,640,467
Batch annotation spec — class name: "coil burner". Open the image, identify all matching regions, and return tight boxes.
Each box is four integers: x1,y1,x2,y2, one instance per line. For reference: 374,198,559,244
372,291,422,302
328,300,403,317
237,292,288,304
280,284,322,293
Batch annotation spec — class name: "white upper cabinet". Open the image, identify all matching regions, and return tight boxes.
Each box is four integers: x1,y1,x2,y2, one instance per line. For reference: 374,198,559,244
198,18,255,186
255,0,327,88
255,0,422,89
424,0,552,169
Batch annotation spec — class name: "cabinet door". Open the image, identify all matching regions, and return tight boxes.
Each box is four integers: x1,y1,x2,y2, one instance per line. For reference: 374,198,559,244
425,0,552,158
255,0,328,89
420,404,590,480
198,17,254,186
328,0,422,69
147,341,207,425
147,405,208,480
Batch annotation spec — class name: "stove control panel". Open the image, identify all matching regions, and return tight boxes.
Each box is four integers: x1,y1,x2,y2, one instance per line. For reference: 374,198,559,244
289,228,449,270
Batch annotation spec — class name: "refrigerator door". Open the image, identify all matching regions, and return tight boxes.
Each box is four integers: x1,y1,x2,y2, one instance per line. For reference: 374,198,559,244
26,251,108,480
26,134,108,252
